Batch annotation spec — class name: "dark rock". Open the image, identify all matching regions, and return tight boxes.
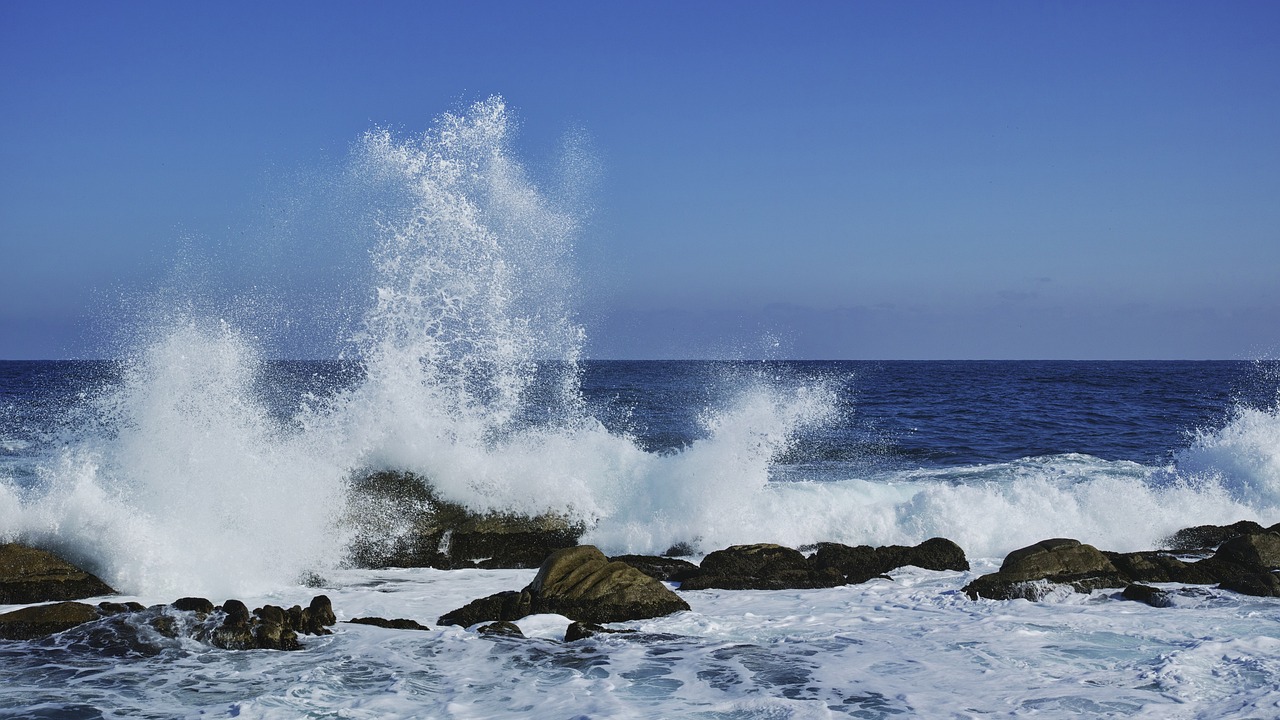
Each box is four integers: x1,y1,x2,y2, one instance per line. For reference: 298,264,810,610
1122,584,1173,607
0,543,116,604
302,595,337,635
1213,533,1280,569
680,543,843,591
564,621,637,642
610,554,699,582
344,471,584,570
348,617,431,631
964,539,1127,600
0,601,100,640
662,541,696,557
1219,572,1280,597
477,621,524,637
439,545,690,626
253,606,300,651
211,600,255,650
439,590,533,627
149,614,179,638
172,597,215,614
97,601,145,615
810,538,969,585
1165,521,1266,552
527,546,690,623
1105,552,1192,584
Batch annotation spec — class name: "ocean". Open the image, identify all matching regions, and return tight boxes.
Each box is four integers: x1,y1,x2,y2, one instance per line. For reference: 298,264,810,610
3,97,1280,718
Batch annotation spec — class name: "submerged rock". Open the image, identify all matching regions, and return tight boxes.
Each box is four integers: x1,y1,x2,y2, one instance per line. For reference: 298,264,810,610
348,617,431,631
564,621,638,642
0,544,116,604
344,471,584,570
1122,583,1173,607
477,621,524,638
0,601,101,640
438,545,690,627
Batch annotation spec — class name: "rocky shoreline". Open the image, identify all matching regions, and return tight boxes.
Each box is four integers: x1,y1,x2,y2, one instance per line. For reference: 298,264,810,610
4,515,1280,649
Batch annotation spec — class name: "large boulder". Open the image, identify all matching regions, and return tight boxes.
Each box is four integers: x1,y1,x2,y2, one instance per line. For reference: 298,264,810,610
438,545,690,627
0,544,116,604
964,539,1126,600
1164,521,1267,553
344,472,583,569
0,601,100,640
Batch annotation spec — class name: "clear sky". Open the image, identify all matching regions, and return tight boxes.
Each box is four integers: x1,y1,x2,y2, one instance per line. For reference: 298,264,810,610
2,1,1278,360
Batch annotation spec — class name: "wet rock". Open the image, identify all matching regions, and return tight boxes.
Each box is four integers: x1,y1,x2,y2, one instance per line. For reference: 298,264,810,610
1122,583,1173,607
439,545,690,626
477,621,524,637
438,590,533,628
662,541,696,557
1212,533,1280,569
0,601,101,640
172,597,215,614
344,471,584,570
610,554,699,582
348,617,431,631
1105,552,1193,584
1218,572,1280,597
564,621,637,642
680,543,842,591
211,600,255,650
811,538,969,584
1165,521,1266,552
302,594,337,635
528,546,690,623
964,539,1127,600
97,601,145,615
0,544,116,604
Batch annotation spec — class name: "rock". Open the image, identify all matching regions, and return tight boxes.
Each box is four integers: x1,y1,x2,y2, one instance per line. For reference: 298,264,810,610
811,538,969,585
564,621,636,642
477,621,524,637
438,545,690,627
438,590,533,628
680,543,842,591
1165,521,1266,552
1212,533,1280,569
348,617,431,631
964,539,1127,600
527,546,690,623
610,554,699,582
1122,584,1173,607
662,541,696,557
1105,552,1193,584
0,601,101,640
97,601,144,615
344,471,584,570
302,594,337,635
1218,572,1280,597
0,544,116,604
172,597,215,614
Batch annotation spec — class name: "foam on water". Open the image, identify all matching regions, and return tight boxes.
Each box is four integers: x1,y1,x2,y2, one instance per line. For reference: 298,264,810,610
3,97,1280,600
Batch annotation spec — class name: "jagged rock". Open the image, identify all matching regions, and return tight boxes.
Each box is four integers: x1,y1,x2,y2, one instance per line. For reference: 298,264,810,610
477,621,524,637
964,539,1127,600
679,543,842,590
1122,584,1173,607
302,595,337,635
811,538,969,584
610,554,699,582
0,601,101,640
348,617,431,631
0,544,116,604
1165,521,1267,552
344,471,584,570
438,545,690,627
207,595,334,650
663,541,696,557
564,621,637,642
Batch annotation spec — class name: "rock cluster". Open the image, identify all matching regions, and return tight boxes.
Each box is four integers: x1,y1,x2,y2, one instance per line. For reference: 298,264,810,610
964,525,1280,602
675,538,969,591
344,472,584,570
206,595,337,650
439,545,690,627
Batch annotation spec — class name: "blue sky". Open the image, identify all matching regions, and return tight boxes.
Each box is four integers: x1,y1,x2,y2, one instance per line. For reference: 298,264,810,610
2,1,1277,359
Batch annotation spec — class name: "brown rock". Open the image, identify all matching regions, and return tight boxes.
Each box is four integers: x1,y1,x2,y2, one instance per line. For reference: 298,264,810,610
0,601,100,640
0,544,116,604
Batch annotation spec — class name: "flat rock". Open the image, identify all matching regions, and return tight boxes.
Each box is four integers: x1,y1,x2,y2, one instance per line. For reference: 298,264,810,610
679,543,842,591
348,617,431,631
0,544,116,604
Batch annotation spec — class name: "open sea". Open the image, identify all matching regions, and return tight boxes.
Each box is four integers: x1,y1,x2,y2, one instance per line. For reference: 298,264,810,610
3,98,1280,718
